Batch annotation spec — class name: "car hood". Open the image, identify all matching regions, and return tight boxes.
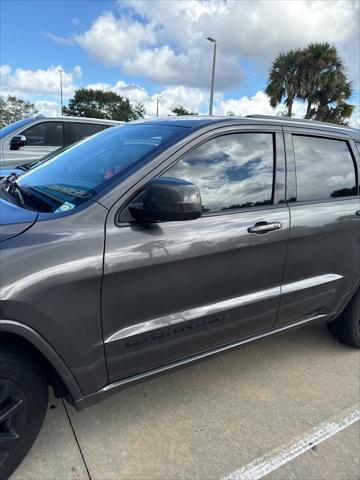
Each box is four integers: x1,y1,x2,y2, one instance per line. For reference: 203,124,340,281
0,198,38,242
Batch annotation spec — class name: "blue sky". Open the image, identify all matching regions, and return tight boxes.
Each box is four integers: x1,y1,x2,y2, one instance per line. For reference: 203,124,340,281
1,0,359,123
1,1,137,87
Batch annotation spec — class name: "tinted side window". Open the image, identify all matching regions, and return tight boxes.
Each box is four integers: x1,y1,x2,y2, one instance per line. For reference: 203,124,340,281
293,135,357,201
69,122,106,143
21,122,64,146
163,133,274,213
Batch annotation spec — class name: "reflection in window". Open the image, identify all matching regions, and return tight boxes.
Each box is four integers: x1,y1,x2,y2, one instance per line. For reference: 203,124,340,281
293,136,357,202
17,124,186,211
163,133,274,213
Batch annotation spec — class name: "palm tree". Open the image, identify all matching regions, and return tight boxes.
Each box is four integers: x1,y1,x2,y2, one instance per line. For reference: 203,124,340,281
265,49,301,117
265,43,354,125
296,42,351,120
314,78,354,125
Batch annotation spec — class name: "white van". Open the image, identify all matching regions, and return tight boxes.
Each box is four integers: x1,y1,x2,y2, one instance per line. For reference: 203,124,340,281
0,116,123,167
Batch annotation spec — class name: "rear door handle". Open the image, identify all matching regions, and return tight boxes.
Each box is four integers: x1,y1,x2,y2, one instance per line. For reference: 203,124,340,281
247,222,282,234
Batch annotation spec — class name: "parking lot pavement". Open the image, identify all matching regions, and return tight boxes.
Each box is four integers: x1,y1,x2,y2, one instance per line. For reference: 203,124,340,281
264,421,360,480
11,324,360,480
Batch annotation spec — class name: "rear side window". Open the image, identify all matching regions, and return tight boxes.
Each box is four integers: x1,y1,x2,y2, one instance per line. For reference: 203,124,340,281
69,122,106,143
163,133,275,214
21,122,64,146
292,135,357,201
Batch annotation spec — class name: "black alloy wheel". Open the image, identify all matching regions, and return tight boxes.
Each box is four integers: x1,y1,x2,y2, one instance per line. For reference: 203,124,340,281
0,346,48,480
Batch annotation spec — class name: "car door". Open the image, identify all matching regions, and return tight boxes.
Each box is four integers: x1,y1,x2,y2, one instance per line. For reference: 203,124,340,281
102,126,290,382
277,128,360,327
2,121,64,166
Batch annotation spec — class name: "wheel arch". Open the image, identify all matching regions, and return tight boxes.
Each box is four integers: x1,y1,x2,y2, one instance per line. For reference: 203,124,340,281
329,278,360,323
0,319,83,403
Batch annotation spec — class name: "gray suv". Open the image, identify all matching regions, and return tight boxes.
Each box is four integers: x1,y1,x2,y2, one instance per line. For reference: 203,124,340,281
0,116,359,478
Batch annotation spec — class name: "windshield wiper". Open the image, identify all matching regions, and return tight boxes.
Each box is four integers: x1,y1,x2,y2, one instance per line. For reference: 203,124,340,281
15,163,31,171
16,159,41,171
0,173,32,208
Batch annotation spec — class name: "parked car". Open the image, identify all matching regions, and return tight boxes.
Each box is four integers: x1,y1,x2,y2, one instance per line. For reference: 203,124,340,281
0,136,109,179
0,115,123,168
0,116,359,478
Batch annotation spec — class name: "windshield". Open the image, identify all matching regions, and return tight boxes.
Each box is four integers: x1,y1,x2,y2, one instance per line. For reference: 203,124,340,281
16,124,187,213
19,146,68,170
0,118,34,139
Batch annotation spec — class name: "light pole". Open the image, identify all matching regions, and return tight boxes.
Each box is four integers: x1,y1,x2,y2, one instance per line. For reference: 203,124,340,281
58,69,63,116
206,37,216,116
156,97,159,117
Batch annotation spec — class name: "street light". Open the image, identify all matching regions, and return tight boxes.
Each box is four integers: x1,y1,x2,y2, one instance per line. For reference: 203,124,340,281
58,69,63,116
206,37,216,116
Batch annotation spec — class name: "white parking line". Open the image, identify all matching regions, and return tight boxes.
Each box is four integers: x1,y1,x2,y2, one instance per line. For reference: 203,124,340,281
222,404,360,480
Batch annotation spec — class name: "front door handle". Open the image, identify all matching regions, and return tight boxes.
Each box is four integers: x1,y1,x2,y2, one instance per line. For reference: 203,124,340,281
247,222,282,234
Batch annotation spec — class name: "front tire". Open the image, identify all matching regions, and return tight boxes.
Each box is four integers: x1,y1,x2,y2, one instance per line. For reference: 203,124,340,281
0,346,48,480
327,289,360,348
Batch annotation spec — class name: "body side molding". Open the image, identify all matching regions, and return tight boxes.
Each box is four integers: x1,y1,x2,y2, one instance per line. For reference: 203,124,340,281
77,313,329,410
105,273,343,344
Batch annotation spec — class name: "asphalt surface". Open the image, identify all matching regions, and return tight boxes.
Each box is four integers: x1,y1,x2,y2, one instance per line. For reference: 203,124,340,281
11,324,360,480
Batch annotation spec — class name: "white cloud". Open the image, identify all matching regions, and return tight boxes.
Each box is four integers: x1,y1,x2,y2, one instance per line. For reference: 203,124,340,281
2,63,358,128
83,81,318,124
133,0,358,54
0,65,12,76
215,91,307,119
86,80,149,103
125,46,242,89
85,80,208,116
34,100,60,117
75,12,157,66
72,17,81,26
350,106,360,129
73,9,243,89
70,0,360,89
0,65,82,97
151,85,209,116
42,32,75,46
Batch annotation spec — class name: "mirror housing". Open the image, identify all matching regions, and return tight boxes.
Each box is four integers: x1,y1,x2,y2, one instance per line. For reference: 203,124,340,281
129,177,202,223
10,135,27,150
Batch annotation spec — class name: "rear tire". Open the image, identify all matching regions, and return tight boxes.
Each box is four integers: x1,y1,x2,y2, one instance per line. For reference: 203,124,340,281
0,345,48,480
327,289,360,348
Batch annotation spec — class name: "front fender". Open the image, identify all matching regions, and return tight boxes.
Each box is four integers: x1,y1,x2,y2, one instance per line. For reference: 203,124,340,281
0,319,83,402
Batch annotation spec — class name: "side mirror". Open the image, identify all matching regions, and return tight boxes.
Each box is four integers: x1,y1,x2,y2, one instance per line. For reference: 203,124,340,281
129,177,202,223
10,135,27,150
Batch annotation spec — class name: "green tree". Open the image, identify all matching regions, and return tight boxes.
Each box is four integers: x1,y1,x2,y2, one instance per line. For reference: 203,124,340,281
63,88,145,121
171,106,197,116
265,49,301,117
0,95,39,128
265,43,354,125
297,43,354,124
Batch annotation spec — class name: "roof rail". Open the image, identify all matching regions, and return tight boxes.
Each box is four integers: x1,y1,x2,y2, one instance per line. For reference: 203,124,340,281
245,114,354,130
